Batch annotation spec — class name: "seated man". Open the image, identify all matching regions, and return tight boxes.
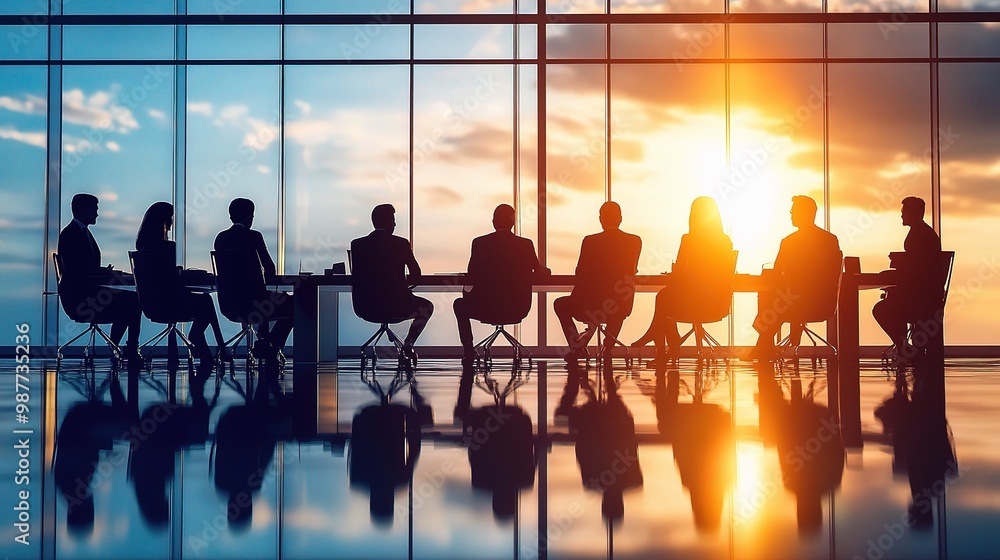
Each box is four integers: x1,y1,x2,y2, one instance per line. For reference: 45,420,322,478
748,195,841,360
453,204,548,360
57,193,142,360
554,201,642,359
873,196,944,358
350,204,434,360
214,198,293,360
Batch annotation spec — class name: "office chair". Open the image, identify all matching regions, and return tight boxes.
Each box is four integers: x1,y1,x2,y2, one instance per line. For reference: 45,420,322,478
53,252,124,366
212,249,283,372
670,251,739,364
468,269,535,371
776,250,843,371
349,251,417,369
880,250,955,372
129,250,197,369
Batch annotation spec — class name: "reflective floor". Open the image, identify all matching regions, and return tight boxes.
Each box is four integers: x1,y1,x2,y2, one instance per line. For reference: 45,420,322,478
1,355,998,560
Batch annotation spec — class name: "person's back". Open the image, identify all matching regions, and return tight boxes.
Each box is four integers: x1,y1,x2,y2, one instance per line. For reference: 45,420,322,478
350,229,414,320
466,230,539,321
776,224,841,316
899,218,944,306
573,228,642,316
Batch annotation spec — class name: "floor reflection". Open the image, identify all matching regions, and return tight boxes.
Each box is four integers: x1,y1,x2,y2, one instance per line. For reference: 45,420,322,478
5,354,998,559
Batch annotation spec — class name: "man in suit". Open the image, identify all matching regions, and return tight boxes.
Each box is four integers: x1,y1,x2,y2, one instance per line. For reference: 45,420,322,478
453,204,548,360
873,196,944,355
214,198,293,359
554,201,642,358
747,195,841,360
350,204,434,359
57,193,142,359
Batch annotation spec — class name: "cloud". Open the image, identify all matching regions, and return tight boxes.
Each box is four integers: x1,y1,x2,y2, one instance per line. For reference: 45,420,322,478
0,125,45,148
188,101,213,116
62,87,139,133
0,94,46,116
147,108,167,121
105,141,121,152
420,185,464,206
294,99,312,116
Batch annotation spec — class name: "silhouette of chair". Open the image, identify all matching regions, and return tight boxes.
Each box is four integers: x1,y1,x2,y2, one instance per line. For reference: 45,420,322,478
881,250,955,369
670,250,739,363
776,250,843,370
211,249,273,370
349,253,416,369
129,250,196,368
53,252,124,366
470,272,534,371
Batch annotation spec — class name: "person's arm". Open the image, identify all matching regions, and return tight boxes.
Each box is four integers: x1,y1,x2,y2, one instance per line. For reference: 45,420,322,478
254,231,277,281
405,242,421,282
527,240,549,277
466,238,481,284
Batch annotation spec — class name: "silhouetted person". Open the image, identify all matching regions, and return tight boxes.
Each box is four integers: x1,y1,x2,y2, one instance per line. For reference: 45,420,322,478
570,362,643,522
554,202,642,359
631,197,733,364
350,204,434,360
57,193,142,360
458,361,536,521
214,198,293,360
454,204,547,360
748,195,840,360
136,201,227,362
874,197,944,362
348,368,423,527
757,364,844,536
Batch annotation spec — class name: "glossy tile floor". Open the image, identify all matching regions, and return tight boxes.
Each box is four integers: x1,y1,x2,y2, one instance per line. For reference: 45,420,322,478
1,355,998,560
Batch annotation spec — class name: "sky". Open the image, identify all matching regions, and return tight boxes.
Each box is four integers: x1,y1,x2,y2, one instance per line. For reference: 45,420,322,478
1,4,999,348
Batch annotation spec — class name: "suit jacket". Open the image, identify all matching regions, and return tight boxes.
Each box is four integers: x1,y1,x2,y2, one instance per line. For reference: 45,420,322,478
465,230,542,323
350,229,420,321
57,221,114,309
774,224,842,316
214,224,277,283
897,221,944,308
571,228,642,318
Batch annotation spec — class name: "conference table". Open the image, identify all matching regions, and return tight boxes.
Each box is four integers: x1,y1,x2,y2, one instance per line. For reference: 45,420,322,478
274,269,888,446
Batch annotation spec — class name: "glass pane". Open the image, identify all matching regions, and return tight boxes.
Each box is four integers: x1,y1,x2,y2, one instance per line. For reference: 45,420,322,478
547,23,606,59
939,62,1000,345
731,24,822,59
414,25,515,59
63,25,175,60
828,63,932,347
282,65,410,346
187,25,281,60
546,0,605,12
285,24,410,60
65,0,174,14
0,0,42,14
729,63,826,345
612,23,725,60
60,64,176,348
940,0,1000,9
940,22,1000,58
829,23,929,59
285,0,410,13
610,63,727,344
0,66,46,349
612,0,725,12
730,0,822,11
186,0,281,14
185,65,280,276
415,0,515,12
0,24,47,60
829,0,927,11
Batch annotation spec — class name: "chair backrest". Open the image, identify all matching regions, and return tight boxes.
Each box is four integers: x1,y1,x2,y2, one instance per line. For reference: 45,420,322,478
672,250,739,324
52,252,83,322
940,250,956,307
349,236,414,324
129,249,181,323
211,249,267,324
799,249,844,324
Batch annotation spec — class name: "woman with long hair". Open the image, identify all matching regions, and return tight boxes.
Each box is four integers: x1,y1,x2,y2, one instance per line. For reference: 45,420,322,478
136,201,228,362
631,196,733,365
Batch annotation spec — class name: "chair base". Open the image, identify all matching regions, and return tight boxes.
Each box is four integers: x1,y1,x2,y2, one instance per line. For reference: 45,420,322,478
584,324,633,369
221,323,260,374
675,324,727,365
57,323,123,367
139,323,196,370
777,323,837,372
360,323,414,369
473,324,532,371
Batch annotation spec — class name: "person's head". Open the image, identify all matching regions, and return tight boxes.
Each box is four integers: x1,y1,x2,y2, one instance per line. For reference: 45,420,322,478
599,201,623,231
137,202,174,248
790,195,818,229
71,193,100,225
901,196,925,227
229,198,255,228
371,203,396,233
689,196,724,236
492,204,516,232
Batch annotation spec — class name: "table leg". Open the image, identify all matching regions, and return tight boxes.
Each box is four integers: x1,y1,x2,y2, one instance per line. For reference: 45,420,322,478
838,273,862,447
294,276,319,363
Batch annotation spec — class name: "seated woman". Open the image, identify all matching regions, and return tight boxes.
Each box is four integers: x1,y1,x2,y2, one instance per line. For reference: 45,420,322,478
136,202,228,362
631,197,733,365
